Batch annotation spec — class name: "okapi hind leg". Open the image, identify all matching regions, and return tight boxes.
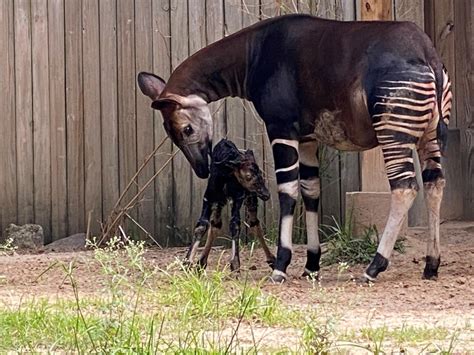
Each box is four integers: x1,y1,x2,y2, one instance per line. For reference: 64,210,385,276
364,144,419,281
229,196,244,272
364,68,436,281
419,144,446,280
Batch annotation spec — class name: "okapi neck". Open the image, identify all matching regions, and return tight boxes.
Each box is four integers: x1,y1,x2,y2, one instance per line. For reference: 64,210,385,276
164,30,251,103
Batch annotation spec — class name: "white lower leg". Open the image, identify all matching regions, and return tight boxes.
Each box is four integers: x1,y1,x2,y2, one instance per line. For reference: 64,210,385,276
424,179,445,259
377,188,417,259
306,211,319,250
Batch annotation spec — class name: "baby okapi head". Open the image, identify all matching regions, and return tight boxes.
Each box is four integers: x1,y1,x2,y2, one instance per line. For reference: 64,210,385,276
212,139,270,201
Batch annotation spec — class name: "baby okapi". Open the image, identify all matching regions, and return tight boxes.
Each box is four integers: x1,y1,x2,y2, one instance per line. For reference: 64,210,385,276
185,139,275,272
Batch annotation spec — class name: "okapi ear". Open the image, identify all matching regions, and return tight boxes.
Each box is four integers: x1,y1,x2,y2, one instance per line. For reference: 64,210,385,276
137,72,166,100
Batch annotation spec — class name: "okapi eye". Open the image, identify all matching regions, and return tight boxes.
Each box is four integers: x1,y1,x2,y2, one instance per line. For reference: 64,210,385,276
183,125,193,137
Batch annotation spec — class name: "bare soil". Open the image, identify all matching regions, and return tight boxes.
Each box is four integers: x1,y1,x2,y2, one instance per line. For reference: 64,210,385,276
1,221,473,347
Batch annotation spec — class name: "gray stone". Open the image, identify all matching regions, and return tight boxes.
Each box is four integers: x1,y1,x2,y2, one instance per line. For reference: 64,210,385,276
3,224,44,250
44,233,87,252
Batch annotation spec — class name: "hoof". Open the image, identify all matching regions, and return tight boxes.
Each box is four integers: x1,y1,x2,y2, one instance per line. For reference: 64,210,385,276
422,256,440,281
268,270,287,284
422,273,438,281
356,273,376,285
229,259,240,273
365,252,389,280
302,268,320,281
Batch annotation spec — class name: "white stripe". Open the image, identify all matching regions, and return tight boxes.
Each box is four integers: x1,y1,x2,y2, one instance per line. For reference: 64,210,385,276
271,139,299,150
280,215,293,250
278,180,299,199
275,161,299,174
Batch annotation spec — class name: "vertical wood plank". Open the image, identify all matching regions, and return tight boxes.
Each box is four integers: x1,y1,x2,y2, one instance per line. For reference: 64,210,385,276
152,0,174,245
360,0,392,193
65,0,85,234
117,0,137,224
170,0,192,245
32,0,52,241
207,0,226,143
82,0,102,236
224,1,246,146
14,0,34,226
99,0,120,227
48,0,68,241
433,0,456,127
260,0,279,18
454,0,474,219
360,0,392,20
394,0,423,29
135,0,155,238
189,0,208,234
0,0,17,235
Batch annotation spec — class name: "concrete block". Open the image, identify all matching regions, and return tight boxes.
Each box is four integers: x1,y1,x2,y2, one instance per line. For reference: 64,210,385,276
345,192,408,238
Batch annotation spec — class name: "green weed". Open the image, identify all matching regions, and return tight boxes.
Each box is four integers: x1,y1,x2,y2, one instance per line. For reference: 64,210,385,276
321,216,405,266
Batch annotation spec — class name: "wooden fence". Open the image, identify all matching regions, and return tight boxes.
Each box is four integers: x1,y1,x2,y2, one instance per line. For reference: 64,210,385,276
0,0,471,245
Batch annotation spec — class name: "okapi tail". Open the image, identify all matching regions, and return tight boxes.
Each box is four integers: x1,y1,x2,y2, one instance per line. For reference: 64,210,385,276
435,65,452,154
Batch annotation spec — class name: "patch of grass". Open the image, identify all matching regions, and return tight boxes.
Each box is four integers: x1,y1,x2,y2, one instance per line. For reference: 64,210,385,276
0,237,17,255
0,238,470,353
321,216,405,266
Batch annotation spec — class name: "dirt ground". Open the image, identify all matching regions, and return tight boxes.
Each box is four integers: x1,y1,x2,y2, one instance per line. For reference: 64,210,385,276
1,221,473,345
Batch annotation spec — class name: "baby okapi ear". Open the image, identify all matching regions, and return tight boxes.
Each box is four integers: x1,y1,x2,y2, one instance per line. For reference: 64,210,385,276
244,149,255,159
137,72,167,100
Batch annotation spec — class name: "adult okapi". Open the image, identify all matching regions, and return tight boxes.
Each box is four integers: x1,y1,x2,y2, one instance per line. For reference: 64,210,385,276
137,14,452,283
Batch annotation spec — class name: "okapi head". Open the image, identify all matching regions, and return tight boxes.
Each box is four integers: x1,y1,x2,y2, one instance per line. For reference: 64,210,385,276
212,139,270,201
137,72,212,178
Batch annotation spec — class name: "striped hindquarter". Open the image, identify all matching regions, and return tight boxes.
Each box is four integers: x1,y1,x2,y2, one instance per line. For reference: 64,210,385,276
365,66,450,281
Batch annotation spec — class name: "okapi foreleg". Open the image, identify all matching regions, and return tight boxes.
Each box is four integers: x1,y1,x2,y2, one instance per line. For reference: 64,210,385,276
244,194,275,268
299,141,321,277
270,138,299,282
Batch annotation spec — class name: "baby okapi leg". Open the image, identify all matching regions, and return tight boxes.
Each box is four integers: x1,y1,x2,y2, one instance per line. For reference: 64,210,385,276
270,138,299,283
299,141,321,278
198,204,223,268
244,195,275,268
185,198,212,264
229,197,244,272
